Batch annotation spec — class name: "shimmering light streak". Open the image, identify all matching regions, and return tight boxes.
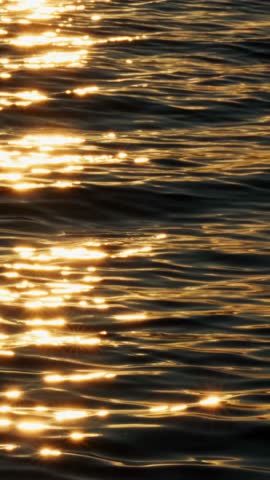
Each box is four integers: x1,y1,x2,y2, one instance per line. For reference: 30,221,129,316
114,313,147,322
199,395,222,407
17,421,49,433
7,0,85,21
66,85,99,96
0,90,47,109
0,131,149,191
22,330,101,347
10,32,92,49
1,444,17,452
149,395,224,415
150,405,169,413
49,247,107,260
0,0,159,463
24,50,88,69
4,389,22,400
0,350,15,357
39,447,62,458
24,318,66,327
44,370,113,384
70,431,85,442
54,410,88,422
96,409,109,417
170,404,188,412
116,246,152,258
0,418,12,428
0,406,11,414
15,134,84,147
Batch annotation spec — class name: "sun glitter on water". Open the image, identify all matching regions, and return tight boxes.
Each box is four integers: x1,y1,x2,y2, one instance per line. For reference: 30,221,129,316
0,132,149,191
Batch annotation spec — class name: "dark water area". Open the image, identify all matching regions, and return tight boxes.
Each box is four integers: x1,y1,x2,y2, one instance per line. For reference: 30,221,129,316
0,0,270,478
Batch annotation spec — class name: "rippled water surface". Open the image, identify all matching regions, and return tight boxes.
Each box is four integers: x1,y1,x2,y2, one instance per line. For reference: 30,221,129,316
0,1,270,478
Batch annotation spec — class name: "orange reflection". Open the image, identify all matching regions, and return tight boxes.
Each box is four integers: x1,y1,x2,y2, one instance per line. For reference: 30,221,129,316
39,447,62,458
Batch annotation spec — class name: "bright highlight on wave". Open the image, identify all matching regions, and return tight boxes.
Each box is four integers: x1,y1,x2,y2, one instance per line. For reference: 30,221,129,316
0,131,149,191
10,31,92,48
17,421,49,432
149,395,223,415
4,389,22,400
39,447,62,458
54,409,88,422
0,90,47,109
22,330,102,347
44,371,115,384
6,0,85,20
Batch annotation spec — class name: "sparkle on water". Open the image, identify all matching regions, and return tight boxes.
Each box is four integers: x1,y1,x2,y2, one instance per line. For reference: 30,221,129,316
0,0,227,465
0,132,149,190
0,233,224,458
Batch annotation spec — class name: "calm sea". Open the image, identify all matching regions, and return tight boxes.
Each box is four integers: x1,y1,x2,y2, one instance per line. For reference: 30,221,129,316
0,1,270,479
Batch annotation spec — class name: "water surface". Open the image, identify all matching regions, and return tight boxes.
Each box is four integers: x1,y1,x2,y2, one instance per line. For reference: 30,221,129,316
0,1,270,479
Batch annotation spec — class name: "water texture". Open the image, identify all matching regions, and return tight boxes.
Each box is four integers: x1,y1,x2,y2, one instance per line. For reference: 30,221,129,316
0,1,270,478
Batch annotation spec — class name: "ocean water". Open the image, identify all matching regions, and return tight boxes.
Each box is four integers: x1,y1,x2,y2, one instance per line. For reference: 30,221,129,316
0,1,270,478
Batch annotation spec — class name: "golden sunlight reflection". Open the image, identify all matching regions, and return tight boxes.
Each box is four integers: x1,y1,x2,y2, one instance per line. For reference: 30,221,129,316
39,447,62,458
114,313,147,322
69,431,86,442
149,395,224,416
0,188,166,459
0,132,149,190
4,389,22,400
0,90,47,109
17,420,49,433
44,371,115,384
0,418,12,428
1,0,146,76
54,409,88,422
1,444,18,452
199,395,222,408
0,0,166,463
6,0,85,21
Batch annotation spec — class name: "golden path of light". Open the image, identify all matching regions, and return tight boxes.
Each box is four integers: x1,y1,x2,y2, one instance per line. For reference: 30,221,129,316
0,393,225,458
0,234,225,459
0,0,145,80
3,0,87,21
1,24,145,75
0,239,158,325
0,1,226,462
0,133,149,190
0,90,48,109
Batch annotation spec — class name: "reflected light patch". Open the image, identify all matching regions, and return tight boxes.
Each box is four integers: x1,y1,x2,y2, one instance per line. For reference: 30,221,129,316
0,131,149,191
7,0,86,20
54,410,88,422
70,431,85,442
67,85,99,96
3,443,17,452
96,409,109,417
22,330,101,347
24,318,66,327
0,350,15,357
0,418,12,428
24,50,88,69
199,395,222,407
0,406,11,414
11,32,57,48
39,447,62,458
150,405,169,413
44,370,111,384
170,404,188,412
4,389,22,400
0,90,48,109
114,313,147,322
17,421,49,433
